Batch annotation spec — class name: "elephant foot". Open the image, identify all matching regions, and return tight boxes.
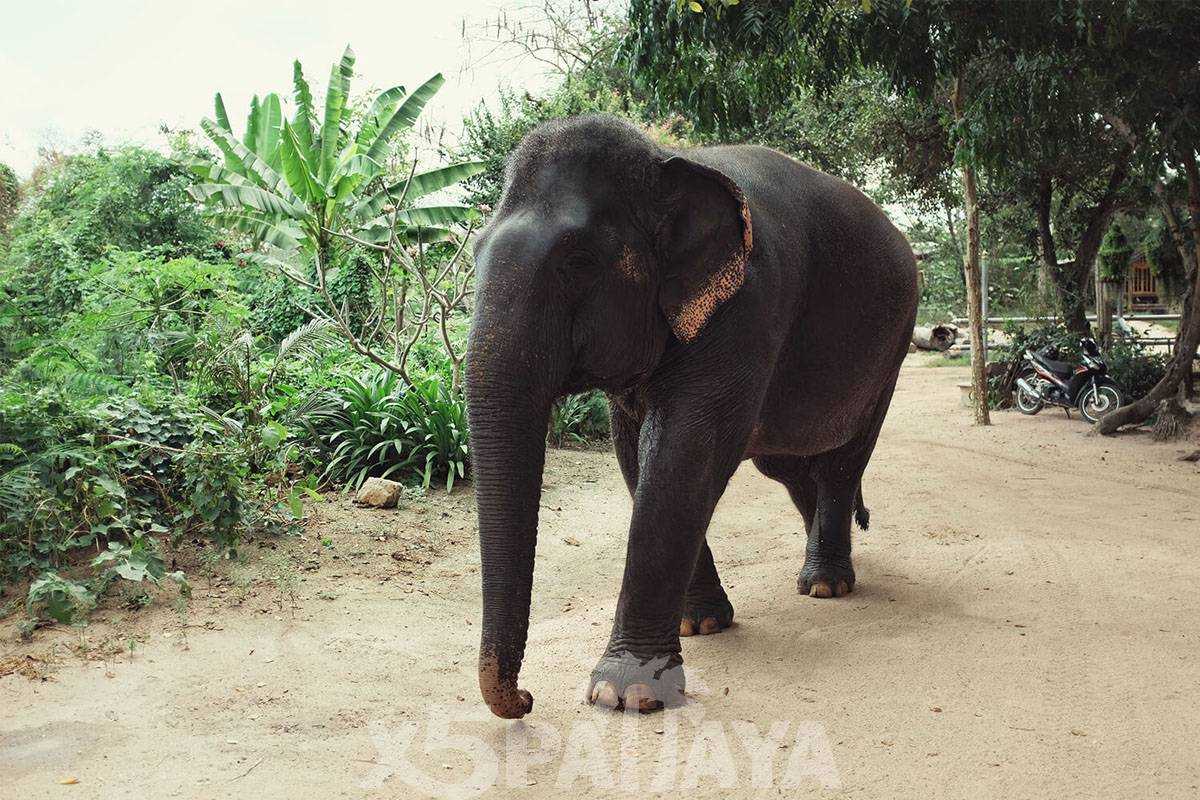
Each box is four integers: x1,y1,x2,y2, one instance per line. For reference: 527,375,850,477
798,561,855,598
587,651,686,713
679,596,734,637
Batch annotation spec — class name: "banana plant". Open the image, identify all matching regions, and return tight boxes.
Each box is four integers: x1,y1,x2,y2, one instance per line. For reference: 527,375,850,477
190,45,486,277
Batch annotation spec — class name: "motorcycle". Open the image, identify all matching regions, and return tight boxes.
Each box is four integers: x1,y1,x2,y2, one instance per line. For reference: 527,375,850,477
1013,337,1124,424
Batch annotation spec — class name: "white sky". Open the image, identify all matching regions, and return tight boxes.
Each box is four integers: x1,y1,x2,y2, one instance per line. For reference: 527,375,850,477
0,0,559,177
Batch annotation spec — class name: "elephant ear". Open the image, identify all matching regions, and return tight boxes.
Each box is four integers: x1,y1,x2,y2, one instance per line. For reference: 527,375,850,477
656,156,753,342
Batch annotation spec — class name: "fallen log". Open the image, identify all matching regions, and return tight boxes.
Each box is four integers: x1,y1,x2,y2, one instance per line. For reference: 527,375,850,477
912,324,958,351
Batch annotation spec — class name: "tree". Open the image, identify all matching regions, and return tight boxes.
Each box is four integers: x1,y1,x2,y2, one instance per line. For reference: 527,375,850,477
623,0,1200,425
192,46,486,385
1089,3,1200,433
959,46,1137,337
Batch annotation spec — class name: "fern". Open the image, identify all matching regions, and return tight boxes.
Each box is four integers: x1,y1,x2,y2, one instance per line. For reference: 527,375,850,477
277,317,339,362
0,464,37,517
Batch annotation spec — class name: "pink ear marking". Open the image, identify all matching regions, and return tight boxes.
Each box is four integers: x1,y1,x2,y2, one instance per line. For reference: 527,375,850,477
669,255,745,342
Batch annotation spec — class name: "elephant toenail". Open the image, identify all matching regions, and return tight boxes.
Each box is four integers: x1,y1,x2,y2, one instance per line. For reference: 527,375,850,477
835,579,851,596
593,681,620,709
625,683,661,712
810,580,833,598
699,617,721,634
679,618,696,637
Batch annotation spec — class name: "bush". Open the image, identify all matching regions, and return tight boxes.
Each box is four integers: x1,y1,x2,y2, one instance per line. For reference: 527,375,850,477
549,391,611,446
1105,339,1170,399
0,385,299,620
308,371,471,492
0,144,328,631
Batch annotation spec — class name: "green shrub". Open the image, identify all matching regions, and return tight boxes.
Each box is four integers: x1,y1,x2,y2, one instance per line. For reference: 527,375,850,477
26,572,96,626
549,391,611,446
401,379,470,492
307,371,471,492
1105,338,1169,399
310,371,419,489
0,385,298,619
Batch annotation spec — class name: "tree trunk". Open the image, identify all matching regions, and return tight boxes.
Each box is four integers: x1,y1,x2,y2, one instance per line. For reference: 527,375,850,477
1033,154,1129,337
1034,175,1088,336
1151,382,1193,441
945,202,967,288
951,77,990,426
1096,280,1114,346
1097,148,1200,434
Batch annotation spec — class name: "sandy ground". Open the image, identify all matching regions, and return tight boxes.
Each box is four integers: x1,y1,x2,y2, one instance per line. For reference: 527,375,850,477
3,355,1199,799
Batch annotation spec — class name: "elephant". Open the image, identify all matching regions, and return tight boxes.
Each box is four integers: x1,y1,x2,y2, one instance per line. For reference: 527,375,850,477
465,114,918,719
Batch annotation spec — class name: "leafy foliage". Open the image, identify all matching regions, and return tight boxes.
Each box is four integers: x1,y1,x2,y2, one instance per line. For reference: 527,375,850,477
192,46,483,268
1098,222,1134,282
549,392,611,446
307,371,470,492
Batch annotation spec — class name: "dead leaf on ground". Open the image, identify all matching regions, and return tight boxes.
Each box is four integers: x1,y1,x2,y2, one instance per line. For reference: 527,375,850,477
0,655,48,680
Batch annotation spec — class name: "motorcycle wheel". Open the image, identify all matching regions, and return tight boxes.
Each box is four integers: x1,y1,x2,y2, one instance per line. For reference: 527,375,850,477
1078,384,1122,423
1014,370,1043,415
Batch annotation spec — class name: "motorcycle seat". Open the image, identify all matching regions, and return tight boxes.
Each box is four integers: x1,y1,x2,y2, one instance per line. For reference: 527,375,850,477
1034,355,1075,377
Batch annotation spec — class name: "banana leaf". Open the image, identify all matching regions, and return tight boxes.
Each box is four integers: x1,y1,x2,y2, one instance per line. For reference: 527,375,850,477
319,45,356,185
365,73,444,165
291,61,316,155
256,93,284,173
351,161,486,222
355,84,408,151
214,93,232,133
279,120,325,205
394,204,477,228
244,95,261,153
200,118,298,204
191,182,306,220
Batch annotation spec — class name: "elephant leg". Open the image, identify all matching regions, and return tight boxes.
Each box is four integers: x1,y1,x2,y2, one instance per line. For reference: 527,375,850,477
680,540,735,637
613,391,733,640
588,397,754,713
798,373,898,597
797,468,861,598
607,392,644,497
754,454,855,598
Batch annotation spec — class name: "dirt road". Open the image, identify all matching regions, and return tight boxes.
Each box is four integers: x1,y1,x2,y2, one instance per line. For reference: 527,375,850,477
3,357,1199,798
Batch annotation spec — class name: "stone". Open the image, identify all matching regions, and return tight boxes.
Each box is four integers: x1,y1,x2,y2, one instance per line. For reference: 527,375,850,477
355,477,402,508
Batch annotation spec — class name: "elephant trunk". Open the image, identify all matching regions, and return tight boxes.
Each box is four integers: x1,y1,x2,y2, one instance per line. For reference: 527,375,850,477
466,338,555,719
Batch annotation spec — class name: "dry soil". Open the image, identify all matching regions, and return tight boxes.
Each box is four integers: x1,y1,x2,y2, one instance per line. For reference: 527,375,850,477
2,356,1199,799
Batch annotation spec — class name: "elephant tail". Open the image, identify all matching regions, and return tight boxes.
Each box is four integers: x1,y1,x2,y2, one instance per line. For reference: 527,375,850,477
854,485,870,531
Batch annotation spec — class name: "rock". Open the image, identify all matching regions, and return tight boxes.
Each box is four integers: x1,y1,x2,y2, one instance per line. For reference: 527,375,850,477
355,477,402,508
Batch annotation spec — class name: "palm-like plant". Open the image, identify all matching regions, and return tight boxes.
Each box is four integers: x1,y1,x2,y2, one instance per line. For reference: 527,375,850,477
190,46,486,380
192,46,483,267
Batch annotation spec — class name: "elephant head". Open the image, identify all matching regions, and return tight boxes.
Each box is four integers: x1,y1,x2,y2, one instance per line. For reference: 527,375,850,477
465,115,753,718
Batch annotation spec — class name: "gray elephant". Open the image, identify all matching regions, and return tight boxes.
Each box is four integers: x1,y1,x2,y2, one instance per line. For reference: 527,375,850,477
465,114,918,718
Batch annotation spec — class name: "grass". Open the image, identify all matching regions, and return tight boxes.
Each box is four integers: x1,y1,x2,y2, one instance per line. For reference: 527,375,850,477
924,353,971,367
